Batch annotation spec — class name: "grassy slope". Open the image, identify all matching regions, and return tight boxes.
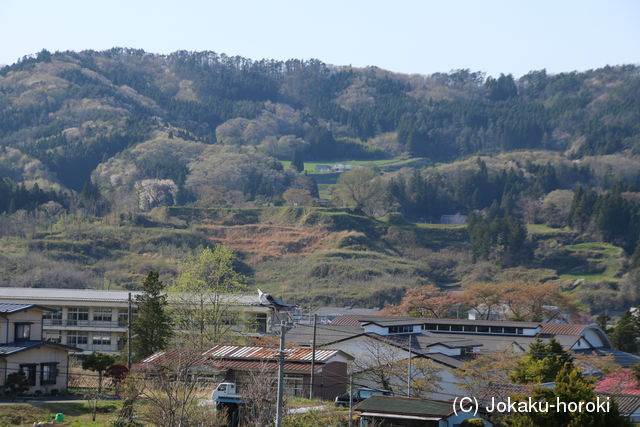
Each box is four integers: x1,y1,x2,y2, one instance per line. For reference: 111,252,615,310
0,206,628,306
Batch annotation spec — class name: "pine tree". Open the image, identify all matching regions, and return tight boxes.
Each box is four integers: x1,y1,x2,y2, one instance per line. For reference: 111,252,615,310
132,271,173,361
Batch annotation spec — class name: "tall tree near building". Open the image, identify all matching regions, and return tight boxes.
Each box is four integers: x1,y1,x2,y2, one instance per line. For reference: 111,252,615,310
510,337,571,384
611,311,639,353
132,271,173,362
170,246,247,349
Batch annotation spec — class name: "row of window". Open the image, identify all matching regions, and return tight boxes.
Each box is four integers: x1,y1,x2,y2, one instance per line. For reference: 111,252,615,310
43,308,136,325
19,363,58,386
46,331,115,347
422,323,526,335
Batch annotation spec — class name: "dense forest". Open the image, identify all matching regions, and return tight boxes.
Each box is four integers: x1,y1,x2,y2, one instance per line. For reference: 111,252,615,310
1,48,640,310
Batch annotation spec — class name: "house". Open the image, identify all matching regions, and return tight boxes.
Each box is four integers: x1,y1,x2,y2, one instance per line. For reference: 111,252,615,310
136,344,353,400
0,287,293,354
354,395,492,426
0,303,78,394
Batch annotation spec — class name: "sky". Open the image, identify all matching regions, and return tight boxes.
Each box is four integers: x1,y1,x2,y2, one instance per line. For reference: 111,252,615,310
1,0,639,77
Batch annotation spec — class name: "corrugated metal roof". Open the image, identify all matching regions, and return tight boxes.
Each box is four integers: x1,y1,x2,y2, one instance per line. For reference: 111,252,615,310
539,323,587,336
354,396,454,418
203,360,317,373
202,345,344,362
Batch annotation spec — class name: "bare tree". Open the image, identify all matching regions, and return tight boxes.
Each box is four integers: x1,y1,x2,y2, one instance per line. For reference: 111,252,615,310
241,362,283,427
136,352,215,427
352,337,441,397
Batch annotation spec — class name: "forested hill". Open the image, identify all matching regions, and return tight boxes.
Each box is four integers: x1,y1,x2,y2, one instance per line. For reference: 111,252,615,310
1,48,639,193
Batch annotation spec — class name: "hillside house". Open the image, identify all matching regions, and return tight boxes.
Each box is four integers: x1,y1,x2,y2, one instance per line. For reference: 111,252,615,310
0,303,78,394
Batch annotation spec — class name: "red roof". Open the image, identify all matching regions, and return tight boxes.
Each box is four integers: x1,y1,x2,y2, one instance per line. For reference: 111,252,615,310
539,323,588,336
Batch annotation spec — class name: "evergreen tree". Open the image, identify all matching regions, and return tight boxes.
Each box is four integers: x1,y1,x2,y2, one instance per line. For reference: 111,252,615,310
132,271,173,362
291,149,304,172
611,311,639,353
511,337,571,383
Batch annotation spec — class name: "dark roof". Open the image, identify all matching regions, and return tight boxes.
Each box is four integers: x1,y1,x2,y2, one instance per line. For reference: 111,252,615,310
313,307,381,317
584,348,640,368
598,393,640,415
286,324,363,346
422,318,541,329
0,340,80,356
354,395,454,418
331,315,543,329
0,303,55,314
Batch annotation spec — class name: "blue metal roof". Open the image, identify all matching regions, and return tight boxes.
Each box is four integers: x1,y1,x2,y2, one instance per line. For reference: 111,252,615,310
0,303,55,314
0,340,79,355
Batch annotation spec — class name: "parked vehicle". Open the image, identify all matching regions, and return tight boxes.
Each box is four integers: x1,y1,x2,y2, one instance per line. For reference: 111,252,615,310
334,388,393,407
212,382,243,402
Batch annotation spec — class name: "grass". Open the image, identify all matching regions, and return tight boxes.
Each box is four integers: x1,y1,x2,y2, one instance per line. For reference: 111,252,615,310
280,156,428,173
526,224,573,235
557,242,625,283
0,401,121,426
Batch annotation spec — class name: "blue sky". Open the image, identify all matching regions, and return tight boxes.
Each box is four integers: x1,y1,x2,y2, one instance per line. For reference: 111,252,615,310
2,0,638,77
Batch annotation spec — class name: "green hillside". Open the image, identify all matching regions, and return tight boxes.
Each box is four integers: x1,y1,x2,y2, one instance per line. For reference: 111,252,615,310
1,49,639,312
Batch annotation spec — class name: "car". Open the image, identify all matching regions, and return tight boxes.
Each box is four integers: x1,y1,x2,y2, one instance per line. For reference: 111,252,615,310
334,388,393,407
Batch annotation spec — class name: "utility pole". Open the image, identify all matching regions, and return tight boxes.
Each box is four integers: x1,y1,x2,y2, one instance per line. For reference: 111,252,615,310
348,373,353,427
276,321,287,427
309,314,317,400
407,339,412,397
127,292,132,370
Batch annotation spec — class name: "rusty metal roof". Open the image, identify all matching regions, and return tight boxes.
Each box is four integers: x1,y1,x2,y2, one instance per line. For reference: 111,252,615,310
202,345,349,362
539,323,588,336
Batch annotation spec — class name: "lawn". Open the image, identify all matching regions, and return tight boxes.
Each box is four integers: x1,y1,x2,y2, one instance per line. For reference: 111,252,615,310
0,401,121,426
